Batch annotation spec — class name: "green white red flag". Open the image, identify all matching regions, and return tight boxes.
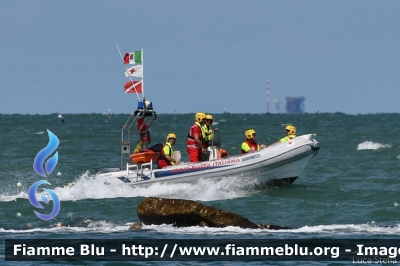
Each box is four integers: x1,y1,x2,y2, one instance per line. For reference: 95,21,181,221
124,51,142,64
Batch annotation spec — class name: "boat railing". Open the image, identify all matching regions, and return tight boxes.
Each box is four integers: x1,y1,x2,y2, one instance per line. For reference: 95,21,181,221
127,160,154,182
120,99,159,170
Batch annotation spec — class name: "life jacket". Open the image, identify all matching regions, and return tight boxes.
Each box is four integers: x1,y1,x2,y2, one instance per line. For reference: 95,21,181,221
202,124,213,148
241,139,260,154
187,122,203,149
158,142,174,167
279,134,296,143
202,124,209,142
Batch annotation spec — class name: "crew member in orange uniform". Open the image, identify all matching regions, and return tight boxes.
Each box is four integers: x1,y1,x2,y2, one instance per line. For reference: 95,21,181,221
187,112,207,162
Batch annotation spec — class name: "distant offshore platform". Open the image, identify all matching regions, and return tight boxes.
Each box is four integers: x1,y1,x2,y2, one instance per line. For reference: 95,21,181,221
265,79,305,114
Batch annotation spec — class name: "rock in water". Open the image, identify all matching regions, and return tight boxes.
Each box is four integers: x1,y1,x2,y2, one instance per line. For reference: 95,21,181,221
137,197,291,230
129,222,143,230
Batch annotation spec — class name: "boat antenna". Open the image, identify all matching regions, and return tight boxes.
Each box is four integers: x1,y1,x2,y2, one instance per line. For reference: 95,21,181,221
117,45,142,102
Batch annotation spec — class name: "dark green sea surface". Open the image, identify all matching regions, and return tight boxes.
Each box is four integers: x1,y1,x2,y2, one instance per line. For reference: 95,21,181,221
1,112,400,265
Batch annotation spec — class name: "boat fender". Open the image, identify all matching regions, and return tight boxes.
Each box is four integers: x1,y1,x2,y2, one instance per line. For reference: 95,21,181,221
217,149,229,159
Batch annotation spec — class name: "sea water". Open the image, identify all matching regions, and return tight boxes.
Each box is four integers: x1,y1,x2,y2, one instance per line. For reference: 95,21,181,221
1,112,400,265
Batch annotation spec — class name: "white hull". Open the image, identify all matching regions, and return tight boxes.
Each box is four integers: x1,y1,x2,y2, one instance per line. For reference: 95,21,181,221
94,134,319,189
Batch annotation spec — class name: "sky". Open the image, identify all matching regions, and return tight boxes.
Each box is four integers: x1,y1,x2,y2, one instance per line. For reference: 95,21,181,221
1,1,399,115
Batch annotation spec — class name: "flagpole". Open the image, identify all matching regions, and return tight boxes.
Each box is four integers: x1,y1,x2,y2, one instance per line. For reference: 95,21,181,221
141,47,144,100
117,45,141,102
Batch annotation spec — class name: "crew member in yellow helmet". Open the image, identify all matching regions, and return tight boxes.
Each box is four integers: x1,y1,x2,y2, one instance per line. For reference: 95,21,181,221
241,129,267,154
271,125,297,146
157,133,179,168
187,112,207,162
202,114,219,149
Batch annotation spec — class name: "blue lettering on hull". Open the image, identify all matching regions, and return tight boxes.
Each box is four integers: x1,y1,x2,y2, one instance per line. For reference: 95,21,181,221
154,165,230,178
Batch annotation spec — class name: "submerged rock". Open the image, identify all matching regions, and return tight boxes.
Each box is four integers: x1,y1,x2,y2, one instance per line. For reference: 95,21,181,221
129,222,143,230
137,197,291,230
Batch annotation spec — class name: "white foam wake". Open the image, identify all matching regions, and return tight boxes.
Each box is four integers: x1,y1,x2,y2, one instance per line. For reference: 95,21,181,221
357,141,392,150
0,172,256,202
53,173,255,201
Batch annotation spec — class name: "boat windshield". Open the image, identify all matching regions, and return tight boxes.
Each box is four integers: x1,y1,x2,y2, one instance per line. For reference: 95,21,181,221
210,130,221,147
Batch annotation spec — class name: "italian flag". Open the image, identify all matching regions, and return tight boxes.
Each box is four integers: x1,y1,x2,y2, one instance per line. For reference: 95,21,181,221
124,51,142,64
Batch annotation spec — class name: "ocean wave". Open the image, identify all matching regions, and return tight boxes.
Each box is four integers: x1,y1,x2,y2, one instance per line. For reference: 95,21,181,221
2,222,399,236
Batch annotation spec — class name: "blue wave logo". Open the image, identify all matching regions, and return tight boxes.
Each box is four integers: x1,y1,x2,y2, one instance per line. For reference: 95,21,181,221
29,130,61,221
28,180,60,221
33,130,59,177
